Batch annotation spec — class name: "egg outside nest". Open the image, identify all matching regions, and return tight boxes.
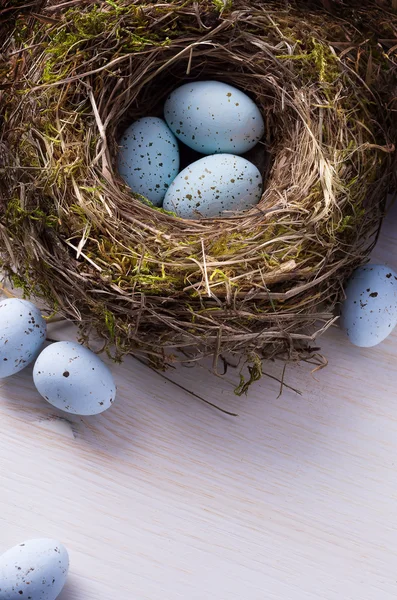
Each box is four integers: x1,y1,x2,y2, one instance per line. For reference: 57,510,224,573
340,265,397,347
33,341,116,416
0,538,69,600
0,299,47,379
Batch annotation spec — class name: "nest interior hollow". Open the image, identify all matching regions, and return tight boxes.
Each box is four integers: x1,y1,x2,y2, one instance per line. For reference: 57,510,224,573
0,0,395,378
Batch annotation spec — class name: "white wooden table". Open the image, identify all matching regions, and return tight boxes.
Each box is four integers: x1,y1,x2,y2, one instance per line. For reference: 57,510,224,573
1,201,397,600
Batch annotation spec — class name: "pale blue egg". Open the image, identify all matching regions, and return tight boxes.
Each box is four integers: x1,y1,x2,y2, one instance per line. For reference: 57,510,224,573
33,341,116,415
340,264,397,347
0,538,69,600
164,81,265,155
163,154,263,219
118,117,180,206
0,298,47,378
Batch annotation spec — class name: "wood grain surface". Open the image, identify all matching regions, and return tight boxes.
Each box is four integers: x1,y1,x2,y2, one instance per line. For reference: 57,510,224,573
1,201,397,600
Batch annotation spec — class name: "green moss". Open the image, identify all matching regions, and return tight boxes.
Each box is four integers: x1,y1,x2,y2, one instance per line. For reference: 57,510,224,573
6,197,59,231
234,353,263,396
276,37,339,83
103,309,116,341
131,273,179,292
209,230,264,257
336,215,354,233
212,0,233,12
32,1,188,84
9,273,30,298
42,60,71,84
35,4,173,83
83,236,188,295
335,206,366,233
209,268,236,285
16,136,42,169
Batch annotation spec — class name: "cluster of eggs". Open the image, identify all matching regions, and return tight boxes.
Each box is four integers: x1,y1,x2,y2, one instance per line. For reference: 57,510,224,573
0,298,116,416
0,538,69,600
340,264,397,347
118,80,265,219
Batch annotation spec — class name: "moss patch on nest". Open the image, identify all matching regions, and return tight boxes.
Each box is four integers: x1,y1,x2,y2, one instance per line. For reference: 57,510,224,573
0,0,395,377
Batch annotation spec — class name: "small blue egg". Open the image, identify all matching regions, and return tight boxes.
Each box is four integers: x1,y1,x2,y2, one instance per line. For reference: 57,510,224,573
164,80,265,155
33,341,116,415
0,298,47,378
118,117,180,206
163,154,262,219
0,538,69,600
340,264,397,347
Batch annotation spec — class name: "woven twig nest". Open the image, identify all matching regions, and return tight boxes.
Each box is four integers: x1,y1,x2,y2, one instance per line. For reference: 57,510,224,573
0,1,395,383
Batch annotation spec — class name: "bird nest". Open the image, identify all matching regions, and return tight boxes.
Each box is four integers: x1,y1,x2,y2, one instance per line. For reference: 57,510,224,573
0,0,395,386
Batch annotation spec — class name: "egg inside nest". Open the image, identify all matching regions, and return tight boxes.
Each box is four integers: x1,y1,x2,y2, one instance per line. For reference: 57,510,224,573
116,78,271,219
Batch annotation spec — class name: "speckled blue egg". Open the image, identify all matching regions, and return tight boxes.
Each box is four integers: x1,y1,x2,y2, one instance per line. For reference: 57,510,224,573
33,341,116,415
163,154,263,219
118,117,180,206
340,264,397,347
164,81,265,155
0,538,69,600
0,298,47,378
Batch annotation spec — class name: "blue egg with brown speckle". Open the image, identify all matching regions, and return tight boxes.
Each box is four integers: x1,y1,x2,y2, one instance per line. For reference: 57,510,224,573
0,298,47,378
164,81,265,155
163,154,263,219
33,341,116,415
118,117,180,206
340,264,397,347
0,538,69,600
